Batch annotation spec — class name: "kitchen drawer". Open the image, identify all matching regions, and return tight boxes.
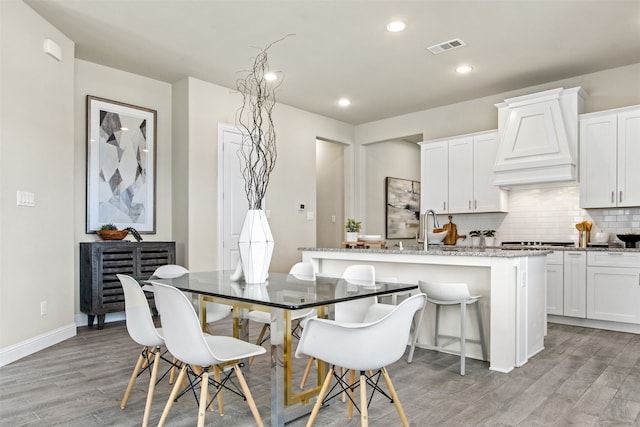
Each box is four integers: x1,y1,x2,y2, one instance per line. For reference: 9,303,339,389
587,251,640,268
546,251,563,265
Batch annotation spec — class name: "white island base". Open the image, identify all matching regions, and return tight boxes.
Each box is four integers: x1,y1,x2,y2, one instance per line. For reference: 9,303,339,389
301,248,548,373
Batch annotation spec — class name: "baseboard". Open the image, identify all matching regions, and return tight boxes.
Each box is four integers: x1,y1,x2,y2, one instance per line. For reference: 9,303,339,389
548,315,640,334
0,322,77,367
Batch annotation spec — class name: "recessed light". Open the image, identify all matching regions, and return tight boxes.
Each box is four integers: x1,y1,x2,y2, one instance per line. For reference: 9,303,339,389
120,127,129,131
386,21,406,32
264,72,277,81
456,65,473,74
338,98,351,107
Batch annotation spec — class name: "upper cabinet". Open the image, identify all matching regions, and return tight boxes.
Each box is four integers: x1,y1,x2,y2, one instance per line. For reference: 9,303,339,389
579,105,640,208
494,87,586,187
420,139,449,214
420,130,508,215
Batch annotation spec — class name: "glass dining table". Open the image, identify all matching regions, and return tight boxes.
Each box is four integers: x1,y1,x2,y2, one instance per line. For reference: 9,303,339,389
145,270,417,426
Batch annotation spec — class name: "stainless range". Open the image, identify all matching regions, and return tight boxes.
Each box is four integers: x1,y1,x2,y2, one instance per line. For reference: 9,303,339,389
501,241,575,249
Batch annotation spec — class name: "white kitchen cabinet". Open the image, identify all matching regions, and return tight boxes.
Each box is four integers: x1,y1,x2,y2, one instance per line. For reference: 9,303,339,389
563,251,586,318
587,252,640,324
420,130,507,215
546,251,564,316
579,105,640,208
420,140,448,214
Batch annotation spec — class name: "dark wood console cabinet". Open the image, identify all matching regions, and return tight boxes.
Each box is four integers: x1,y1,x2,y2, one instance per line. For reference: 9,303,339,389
80,241,176,329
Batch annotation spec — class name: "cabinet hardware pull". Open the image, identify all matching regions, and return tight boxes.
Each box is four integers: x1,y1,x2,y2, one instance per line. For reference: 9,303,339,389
443,201,446,211
620,191,623,203
607,253,623,256
474,200,477,209
468,200,471,210
611,192,614,203
568,253,582,256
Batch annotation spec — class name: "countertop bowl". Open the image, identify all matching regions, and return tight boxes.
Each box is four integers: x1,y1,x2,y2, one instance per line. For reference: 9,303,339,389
617,234,640,248
97,229,129,240
428,230,448,244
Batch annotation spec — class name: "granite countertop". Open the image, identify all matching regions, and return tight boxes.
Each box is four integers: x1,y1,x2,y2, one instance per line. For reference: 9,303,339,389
300,244,640,257
299,246,552,257
499,244,640,253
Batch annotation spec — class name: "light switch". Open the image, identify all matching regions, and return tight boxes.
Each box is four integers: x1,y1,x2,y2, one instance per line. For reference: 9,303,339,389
307,212,314,220
17,190,35,207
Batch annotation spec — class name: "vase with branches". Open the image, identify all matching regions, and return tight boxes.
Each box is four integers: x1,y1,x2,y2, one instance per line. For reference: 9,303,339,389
234,38,287,284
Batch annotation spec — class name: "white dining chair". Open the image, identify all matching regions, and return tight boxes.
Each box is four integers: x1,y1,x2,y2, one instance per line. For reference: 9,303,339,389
117,274,174,427
153,264,232,334
295,293,427,426
301,265,407,389
408,280,487,375
150,281,266,427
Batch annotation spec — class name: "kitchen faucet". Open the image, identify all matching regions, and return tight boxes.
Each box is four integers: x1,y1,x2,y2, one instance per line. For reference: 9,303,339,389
423,209,439,250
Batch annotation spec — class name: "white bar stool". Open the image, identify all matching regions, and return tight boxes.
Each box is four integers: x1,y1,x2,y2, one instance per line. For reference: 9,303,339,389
408,280,487,375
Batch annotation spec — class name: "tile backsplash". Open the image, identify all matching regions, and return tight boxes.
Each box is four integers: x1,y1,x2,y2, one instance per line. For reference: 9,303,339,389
442,184,640,246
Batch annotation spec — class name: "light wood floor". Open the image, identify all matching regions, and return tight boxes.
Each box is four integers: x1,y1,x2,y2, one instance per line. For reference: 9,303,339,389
3,319,640,426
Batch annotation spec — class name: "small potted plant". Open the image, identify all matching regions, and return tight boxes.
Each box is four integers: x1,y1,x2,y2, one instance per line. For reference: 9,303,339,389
469,230,482,247
345,218,362,242
483,230,496,247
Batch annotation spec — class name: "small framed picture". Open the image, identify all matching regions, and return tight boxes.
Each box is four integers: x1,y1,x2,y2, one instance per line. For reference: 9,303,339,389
385,177,420,239
86,95,156,233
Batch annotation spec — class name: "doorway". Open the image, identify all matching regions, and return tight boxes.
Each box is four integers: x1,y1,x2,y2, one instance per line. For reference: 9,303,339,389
316,139,345,248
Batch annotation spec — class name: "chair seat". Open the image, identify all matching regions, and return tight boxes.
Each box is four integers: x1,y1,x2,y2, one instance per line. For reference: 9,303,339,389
247,308,316,323
202,334,265,362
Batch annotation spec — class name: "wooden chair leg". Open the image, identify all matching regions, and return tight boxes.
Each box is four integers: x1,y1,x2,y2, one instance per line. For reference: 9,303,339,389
121,348,147,409
234,364,264,427
380,367,409,427
197,370,209,427
300,357,315,389
169,357,178,384
142,347,161,427
214,365,224,415
249,324,269,366
348,369,356,419
341,368,347,402
359,372,368,427
159,365,187,427
306,367,334,427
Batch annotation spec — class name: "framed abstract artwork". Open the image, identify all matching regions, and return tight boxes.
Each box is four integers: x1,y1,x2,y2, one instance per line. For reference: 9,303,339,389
86,95,156,233
385,177,420,239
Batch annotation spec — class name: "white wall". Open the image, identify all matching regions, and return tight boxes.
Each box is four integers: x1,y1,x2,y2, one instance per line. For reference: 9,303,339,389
176,77,354,273
73,60,173,324
363,140,421,241
0,1,75,362
355,63,640,246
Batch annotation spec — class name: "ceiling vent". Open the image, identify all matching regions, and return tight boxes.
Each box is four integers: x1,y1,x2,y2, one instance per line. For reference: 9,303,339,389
426,38,466,55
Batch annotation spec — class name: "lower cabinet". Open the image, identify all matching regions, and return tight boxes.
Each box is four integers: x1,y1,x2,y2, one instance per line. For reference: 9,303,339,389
80,241,176,329
563,251,587,318
546,251,564,316
587,252,640,324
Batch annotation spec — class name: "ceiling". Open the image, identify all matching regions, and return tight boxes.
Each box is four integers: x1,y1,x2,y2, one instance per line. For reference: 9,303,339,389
24,0,640,125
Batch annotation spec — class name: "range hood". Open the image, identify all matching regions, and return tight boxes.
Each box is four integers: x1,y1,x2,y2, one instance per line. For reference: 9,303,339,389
493,87,586,186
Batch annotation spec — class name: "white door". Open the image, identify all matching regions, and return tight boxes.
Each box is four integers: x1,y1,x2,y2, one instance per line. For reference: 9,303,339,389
219,125,249,270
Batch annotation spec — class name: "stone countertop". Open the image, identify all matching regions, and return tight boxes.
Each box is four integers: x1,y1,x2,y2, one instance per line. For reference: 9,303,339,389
299,244,640,257
299,246,552,258
499,244,640,252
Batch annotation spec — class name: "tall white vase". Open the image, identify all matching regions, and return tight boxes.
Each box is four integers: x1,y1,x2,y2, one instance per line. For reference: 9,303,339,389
238,209,274,284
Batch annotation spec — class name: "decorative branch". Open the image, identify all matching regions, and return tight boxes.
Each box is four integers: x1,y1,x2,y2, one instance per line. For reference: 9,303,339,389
235,36,291,209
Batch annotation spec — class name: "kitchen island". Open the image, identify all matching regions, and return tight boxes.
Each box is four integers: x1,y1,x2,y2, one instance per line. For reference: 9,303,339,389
300,246,550,373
